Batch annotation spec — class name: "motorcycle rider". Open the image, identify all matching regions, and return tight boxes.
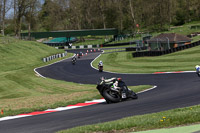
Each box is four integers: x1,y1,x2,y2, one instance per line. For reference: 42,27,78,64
98,60,103,66
111,78,127,98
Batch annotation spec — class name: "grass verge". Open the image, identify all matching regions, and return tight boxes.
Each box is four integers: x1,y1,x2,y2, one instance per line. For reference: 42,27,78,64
58,105,200,133
93,45,200,73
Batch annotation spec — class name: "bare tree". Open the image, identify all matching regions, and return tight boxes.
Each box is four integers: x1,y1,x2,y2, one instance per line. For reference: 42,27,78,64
1,0,11,36
99,0,106,29
25,0,40,39
15,0,30,37
129,0,136,29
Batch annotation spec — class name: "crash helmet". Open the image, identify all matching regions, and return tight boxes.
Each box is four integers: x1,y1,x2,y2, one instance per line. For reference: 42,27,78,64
117,78,122,81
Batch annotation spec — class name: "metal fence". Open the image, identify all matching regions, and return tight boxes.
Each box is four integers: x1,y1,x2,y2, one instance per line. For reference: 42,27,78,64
131,40,200,57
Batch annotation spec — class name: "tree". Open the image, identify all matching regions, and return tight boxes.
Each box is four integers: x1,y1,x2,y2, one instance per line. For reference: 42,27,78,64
0,0,11,36
38,0,67,31
3,0,200,35
25,0,40,39
15,0,31,37
129,0,136,30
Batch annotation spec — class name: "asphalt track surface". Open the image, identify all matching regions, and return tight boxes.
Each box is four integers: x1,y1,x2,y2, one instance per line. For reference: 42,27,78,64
1,49,200,133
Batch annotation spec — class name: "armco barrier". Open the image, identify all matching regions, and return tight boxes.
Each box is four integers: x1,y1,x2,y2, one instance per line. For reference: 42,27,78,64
103,41,136,47
43,52,67,62
126,46,147,51
132,40,200,57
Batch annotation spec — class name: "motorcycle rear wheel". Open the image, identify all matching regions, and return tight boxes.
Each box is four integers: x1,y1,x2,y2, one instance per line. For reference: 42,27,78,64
102,88,121,103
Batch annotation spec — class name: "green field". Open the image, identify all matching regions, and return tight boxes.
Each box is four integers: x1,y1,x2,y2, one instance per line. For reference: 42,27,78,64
93,44,200,73
0,37,98,116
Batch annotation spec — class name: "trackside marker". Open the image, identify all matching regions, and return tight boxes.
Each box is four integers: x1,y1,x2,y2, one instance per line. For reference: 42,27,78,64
1,109,3,115
154,71,191,74
67,102,99,107
18,111,57,116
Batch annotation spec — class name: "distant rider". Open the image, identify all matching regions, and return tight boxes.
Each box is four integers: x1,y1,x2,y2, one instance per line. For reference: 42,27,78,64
98,60,103,66
98,60,103,72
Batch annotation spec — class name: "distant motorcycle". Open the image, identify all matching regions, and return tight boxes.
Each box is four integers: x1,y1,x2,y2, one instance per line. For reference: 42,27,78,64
96,77,138,104
98,61,103,72
72,57,76,65
77,52,83,58
195,65,200,77
98,64,103,72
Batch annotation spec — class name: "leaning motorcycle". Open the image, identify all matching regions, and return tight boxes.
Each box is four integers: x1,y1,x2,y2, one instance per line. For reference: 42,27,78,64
96,77,138,103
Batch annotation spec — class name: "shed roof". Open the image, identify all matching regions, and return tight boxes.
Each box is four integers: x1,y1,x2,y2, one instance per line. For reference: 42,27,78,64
148,33,192,43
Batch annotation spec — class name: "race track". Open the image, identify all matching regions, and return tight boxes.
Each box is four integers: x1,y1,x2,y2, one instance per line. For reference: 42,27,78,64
0,49,200,133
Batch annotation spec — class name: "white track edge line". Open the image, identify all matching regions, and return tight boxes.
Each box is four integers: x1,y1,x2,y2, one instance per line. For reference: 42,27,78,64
136,85,157,94
0,115,31,122
34,54,75,78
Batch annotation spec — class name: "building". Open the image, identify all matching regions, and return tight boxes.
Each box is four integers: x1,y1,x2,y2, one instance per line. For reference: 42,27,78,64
148,33,192,51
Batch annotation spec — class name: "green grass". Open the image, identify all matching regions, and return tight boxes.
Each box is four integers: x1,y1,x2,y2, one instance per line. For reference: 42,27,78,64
166,21,200,35
93,45,200,73
58,105,200,133
103,48,126,53
0,37,99,116
191,35,200,43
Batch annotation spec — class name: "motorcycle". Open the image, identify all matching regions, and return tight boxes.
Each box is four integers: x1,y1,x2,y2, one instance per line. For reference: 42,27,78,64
72,57,76,65
195,65,200,77
96,77,138,104
98,64,103,72
77,52,83,58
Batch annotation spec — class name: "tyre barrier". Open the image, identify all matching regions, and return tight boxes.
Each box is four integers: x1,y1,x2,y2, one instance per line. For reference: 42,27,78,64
43,52,67,62
132,40,200,58
63,44,100,49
